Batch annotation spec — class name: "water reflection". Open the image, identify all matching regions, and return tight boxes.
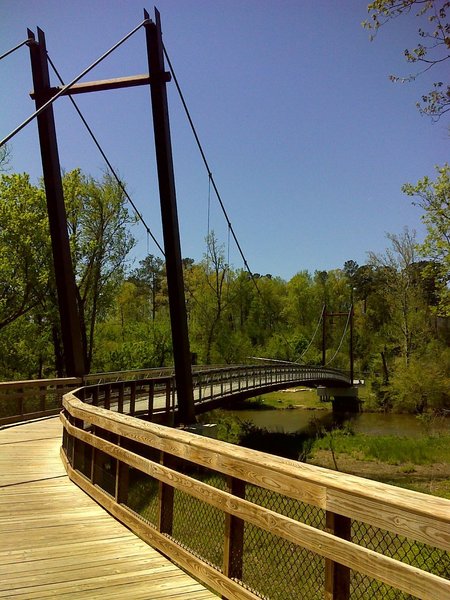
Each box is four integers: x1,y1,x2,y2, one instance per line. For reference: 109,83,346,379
219,408,448,437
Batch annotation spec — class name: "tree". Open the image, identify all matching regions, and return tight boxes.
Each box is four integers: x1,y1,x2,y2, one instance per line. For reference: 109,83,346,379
402,163,450,315
63,169,136,371
0,173,49,330
390,339,450,413
130,254,166,322
364,1,450,120
368,228,430,365
196,232,231,364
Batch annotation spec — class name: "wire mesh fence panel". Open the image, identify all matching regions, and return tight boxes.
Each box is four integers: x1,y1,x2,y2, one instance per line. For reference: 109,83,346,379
352,520,450,578
0,396,17,419
240,521,325,599
92,448,117,497
350,571,419,600
181,461,228,492
171,487,225,570
246,484,326,529
73,437,92,479
126,468,159,527
235,484,326,598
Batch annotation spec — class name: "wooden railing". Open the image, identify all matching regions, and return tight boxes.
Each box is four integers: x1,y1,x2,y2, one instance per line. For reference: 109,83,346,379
0,377,82,425
0,364,351,425
60,384,450,600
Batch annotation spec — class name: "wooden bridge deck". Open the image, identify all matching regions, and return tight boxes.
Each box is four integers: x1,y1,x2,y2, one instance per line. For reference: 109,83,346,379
0,418,217,599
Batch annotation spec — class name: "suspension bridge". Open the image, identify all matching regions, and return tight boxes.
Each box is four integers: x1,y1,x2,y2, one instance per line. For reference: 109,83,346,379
1,10,449,600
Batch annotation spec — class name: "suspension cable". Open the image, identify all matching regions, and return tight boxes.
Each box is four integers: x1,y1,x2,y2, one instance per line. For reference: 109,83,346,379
162,44,255,281
0,18,148,148
296,305,325,363
163,43,300,358
46,53,164,257
0,38,33,62
324,308,351,367
249,356,299,366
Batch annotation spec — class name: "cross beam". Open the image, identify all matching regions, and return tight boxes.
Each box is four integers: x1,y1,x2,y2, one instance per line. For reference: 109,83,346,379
30,73,170,99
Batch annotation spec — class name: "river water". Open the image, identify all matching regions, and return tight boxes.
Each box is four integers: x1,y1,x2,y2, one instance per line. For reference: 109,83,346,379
219,407,448,437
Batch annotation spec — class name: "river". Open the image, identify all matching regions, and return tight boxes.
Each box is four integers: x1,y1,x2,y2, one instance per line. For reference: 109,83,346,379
215,407,448,437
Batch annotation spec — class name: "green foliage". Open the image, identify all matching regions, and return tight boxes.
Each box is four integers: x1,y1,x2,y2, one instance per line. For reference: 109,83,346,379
63,169,136,369
0,173,50,330
390,343,450,413
0,165,448,408
0,168,136,378
0,144,11,172
403,164,450,316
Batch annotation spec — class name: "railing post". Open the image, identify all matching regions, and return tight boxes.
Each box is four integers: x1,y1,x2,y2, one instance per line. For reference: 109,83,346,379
18,387,24,418
158,451,175,535
115,437,129,505
72,417,83,468
223,476,245,598
118,384,124,413
39,385,46,412
89,425,95,482
104,384,111,410
129,381,136,416
325,511,351,600
148,381,154,419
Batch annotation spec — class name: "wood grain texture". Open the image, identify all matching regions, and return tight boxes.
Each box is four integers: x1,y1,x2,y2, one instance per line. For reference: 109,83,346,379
0,418,217,599
63,394,450,545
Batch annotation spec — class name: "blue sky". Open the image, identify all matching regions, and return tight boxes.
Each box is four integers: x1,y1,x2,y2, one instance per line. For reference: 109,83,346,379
1,1,448,280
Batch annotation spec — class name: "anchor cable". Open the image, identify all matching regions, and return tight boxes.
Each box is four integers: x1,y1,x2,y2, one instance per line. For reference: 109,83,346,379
1,18,148,148
0,38,33,62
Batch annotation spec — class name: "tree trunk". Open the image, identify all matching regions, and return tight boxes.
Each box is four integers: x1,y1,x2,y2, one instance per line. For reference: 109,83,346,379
52,324,65,377
381,348,389,385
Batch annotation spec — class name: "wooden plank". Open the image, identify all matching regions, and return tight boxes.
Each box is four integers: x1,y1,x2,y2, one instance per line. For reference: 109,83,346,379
327,488,450,552
64,459,260,600
0,419,216,599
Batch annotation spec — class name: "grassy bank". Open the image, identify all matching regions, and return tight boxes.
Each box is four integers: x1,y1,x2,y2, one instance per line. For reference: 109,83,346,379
310,429,450,499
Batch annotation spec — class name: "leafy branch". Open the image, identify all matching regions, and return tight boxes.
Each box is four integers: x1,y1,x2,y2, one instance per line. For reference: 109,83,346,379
363,1,450,120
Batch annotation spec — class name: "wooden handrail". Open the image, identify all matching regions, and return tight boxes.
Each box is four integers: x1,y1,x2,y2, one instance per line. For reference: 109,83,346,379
60,389,450,600
0,377,81,389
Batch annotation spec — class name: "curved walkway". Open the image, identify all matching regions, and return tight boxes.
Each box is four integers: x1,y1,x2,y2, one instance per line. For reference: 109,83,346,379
0,418,216,599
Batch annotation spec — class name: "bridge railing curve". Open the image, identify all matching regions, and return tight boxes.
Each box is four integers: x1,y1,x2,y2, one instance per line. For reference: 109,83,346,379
0,364,350,426
59,374,449,600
